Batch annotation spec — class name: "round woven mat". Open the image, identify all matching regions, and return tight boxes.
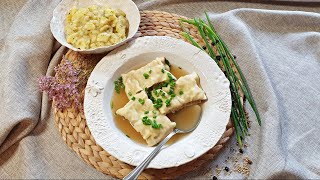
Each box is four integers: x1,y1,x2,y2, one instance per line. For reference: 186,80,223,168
53,11,239,179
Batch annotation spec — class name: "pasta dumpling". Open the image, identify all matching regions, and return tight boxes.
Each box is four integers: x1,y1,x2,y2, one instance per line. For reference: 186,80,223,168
116,91,176,146
122,57,175,98
152,72,207,114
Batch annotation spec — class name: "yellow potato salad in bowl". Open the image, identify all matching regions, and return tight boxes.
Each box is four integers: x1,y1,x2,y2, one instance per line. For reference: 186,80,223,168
50,0,140,54
65,5,129,50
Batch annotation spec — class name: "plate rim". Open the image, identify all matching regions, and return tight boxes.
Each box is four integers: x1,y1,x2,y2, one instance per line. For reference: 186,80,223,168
84,36,232,169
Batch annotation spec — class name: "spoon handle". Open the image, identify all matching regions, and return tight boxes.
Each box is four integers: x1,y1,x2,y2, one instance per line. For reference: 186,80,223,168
123,130,178,180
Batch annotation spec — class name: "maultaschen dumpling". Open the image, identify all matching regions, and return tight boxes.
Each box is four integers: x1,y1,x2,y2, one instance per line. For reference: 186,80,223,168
152,72,207,114
121,57,176,98
116,91,176,146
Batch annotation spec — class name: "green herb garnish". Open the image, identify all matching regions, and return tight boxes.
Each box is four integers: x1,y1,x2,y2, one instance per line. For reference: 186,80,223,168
166,73,176,97
154,82,169,90
168,88,174,95
131,96,136,101
142,116,162,129
153,98,163,109
180,13,261,147
110,101,114,109
165,98,172,107
169,81,175,88
138,98,145,105
142,116,152,125
152,110,157,114
167,73,174,81
144,111,149,114
153,89,160,97
114,76,124,94
161,69,165,73
128,92,132,96
162,82,169,87
179,90,184,95
143,73,149,79
149,69,152,74
151,120,163,129
126,135,130,138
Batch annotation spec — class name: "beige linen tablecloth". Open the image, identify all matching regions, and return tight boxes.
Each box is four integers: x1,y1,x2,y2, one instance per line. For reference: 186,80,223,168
1,0,320,179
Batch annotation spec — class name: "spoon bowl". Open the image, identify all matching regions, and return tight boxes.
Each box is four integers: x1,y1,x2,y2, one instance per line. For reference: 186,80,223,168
123,108,203,180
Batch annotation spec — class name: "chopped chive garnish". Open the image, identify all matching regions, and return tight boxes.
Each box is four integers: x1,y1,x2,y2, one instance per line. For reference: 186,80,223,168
128,92,132,96
161,69,165,73
168,88,174,95
153,89,160,97
152,110,157,114
153,98,163,109
167,73,174,81
131,96,136,101
110,101,114,109
163,82,169,87
114,76,124,94
149,69,152,74
138,98,145,105
165,98,172,107
169,81,175,88
153,116,157,119
144,111,149,114
151,120,162,129
142,116,152,125
143,73,149,79
142,116,162,129
179,90,184,95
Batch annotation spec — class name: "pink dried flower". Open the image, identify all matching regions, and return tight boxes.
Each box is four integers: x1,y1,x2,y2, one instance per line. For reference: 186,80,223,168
38,57,82,111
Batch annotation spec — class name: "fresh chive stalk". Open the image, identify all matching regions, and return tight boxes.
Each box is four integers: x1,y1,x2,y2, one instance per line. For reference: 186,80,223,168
180,13,261,146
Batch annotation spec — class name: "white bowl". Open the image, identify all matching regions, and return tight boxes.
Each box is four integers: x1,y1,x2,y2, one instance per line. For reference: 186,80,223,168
84,36,232,169
50,0,140,54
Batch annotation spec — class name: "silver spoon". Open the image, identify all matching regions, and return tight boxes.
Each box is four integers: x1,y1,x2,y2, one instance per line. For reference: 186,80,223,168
123,108,202,180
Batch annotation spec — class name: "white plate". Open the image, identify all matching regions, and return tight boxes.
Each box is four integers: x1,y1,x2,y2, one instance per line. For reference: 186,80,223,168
50,0,140,54
84,36,231,169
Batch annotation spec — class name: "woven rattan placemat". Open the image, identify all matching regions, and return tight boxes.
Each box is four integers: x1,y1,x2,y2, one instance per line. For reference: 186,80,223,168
53,11,238,179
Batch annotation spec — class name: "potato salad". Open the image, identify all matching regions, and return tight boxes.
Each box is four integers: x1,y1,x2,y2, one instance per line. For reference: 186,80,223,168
65,5,129,49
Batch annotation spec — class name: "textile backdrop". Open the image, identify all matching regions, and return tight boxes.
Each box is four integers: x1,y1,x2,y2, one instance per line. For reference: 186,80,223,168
0,0,319,179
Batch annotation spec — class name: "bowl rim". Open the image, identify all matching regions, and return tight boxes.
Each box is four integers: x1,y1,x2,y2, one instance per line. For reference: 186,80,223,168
84,36,232,169
50,0,140,54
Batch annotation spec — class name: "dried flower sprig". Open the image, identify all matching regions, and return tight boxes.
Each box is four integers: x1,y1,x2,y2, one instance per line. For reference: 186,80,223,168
38,56,82,111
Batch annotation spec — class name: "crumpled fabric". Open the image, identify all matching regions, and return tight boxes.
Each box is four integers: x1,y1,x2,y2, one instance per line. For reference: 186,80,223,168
0,0,319,179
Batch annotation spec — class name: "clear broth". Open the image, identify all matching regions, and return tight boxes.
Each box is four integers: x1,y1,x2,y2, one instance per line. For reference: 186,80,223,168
111,64,202,145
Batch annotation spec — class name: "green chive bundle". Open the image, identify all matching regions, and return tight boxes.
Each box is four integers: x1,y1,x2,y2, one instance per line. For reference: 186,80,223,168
179,13,261,147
